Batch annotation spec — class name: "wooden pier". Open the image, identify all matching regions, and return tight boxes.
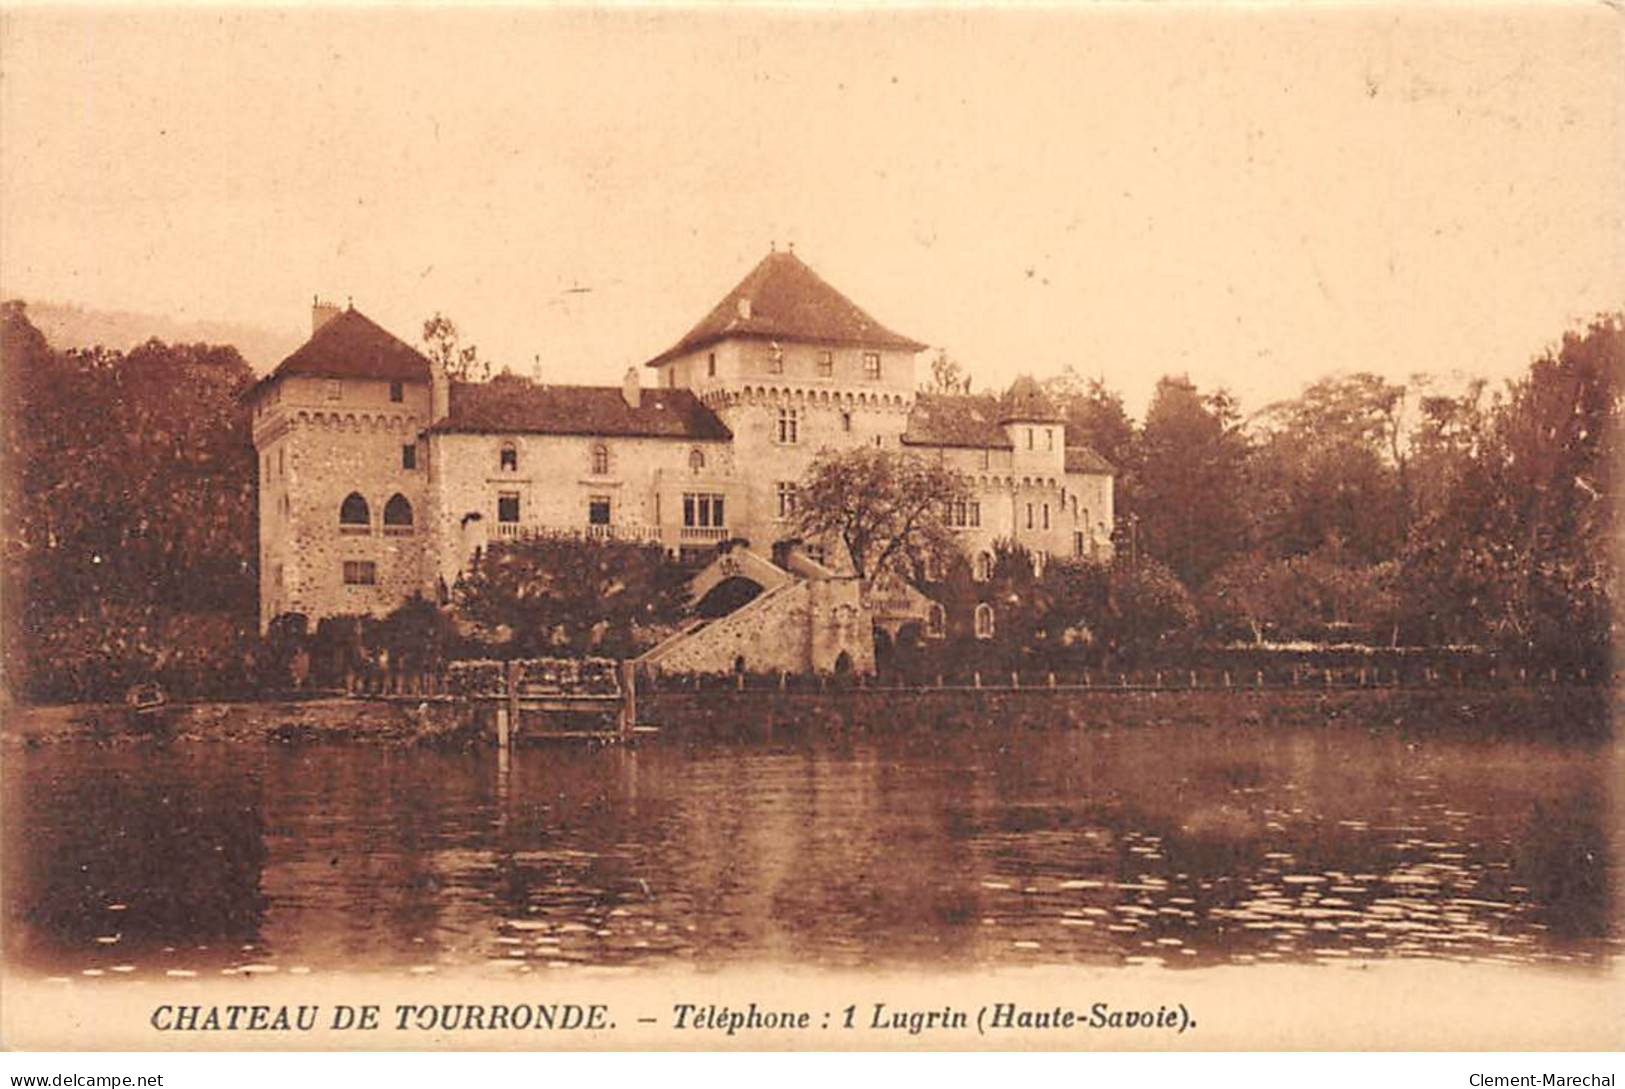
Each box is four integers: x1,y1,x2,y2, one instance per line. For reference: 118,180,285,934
484,659,640,749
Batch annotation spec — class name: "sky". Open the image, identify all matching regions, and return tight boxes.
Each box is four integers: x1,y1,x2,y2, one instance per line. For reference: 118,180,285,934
2,4,1620,419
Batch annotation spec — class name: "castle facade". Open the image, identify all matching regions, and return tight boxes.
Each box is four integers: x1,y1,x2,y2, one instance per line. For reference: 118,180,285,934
247,250,1114,631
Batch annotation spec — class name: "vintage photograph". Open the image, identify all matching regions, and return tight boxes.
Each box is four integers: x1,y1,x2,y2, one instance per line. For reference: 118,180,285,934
0,3,1619,1054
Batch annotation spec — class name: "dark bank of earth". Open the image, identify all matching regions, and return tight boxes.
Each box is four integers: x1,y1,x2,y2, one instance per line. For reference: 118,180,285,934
0,685,1610,747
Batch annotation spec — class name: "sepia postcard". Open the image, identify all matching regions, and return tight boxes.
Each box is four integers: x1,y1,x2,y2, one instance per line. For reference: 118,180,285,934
0,1,1620,1058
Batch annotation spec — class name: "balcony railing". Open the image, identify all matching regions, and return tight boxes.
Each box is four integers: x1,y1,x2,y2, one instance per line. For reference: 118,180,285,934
679,525,729,542
494,522,664,544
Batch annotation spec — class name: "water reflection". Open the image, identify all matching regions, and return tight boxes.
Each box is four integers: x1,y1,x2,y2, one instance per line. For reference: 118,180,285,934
2,720,1615,977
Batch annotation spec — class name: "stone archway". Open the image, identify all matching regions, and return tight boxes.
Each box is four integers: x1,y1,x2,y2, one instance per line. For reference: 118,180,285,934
694,575,766,619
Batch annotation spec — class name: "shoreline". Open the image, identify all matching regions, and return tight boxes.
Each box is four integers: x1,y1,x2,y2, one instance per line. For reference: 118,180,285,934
1,684,1611,747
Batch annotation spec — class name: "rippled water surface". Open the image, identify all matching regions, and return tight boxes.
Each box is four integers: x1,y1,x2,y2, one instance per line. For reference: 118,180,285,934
3,719,1616,978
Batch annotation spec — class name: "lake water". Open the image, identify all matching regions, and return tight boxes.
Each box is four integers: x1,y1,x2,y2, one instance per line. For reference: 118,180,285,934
3,719,1617,978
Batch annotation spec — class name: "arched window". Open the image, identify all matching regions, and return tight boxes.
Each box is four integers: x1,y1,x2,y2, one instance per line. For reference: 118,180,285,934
383,493,414,527
689,447,705,472
339,492,370,526
974,603,996,640
499,442,518,472
974,551,994,583
591,443,610,475
925,603,946,639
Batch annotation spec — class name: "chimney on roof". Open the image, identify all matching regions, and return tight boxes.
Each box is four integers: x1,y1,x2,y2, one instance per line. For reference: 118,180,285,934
622,366,640,410
737,297,752,321
311,296,341,335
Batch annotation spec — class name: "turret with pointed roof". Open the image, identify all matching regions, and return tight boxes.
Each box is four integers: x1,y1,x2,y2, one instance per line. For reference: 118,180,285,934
645,248,926,368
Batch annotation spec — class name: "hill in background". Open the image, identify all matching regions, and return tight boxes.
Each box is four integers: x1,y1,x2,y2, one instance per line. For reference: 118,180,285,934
21,300,298,371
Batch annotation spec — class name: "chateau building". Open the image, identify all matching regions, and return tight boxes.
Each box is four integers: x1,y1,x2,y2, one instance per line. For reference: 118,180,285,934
248,250,1115,632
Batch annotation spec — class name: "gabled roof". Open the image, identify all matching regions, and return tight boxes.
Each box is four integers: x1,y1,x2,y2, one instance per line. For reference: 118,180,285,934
427,377,731,441
254,308,431,395
902,393,1013,449
645,249,927,367
1065,446,1116,475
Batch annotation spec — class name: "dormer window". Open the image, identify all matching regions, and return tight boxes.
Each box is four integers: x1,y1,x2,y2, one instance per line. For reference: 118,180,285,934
863,352,881,380
500,442,518,472
689,447,706,472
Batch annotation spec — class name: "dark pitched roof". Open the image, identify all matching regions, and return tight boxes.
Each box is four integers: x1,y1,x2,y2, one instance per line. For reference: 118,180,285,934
902,393,1013,449
645,250,927,367
1065,446,1116,475
428,377,731,440
258,308,432,391
999,374,1062,423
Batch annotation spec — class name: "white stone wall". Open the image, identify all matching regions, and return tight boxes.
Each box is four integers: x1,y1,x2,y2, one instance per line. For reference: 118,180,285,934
424,430,736,588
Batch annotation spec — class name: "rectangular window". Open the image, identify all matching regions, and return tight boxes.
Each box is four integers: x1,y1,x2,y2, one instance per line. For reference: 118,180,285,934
325,379,342,401
497,493,521,524
841,412,852,432
1074,531,1087,558
389,380,404,403
776,482,799,520
777,407,799,445
708,352,717,377
588,495,611,525
683,493,725,528
766,348,783,375
947,499,983,529
1026,428,1034,450
817,350,833,377
1026,502,1034,530
1046,428,1054,451
1043,503,1050,530
863,352,881,380
402,444,416,470
342,560,377,586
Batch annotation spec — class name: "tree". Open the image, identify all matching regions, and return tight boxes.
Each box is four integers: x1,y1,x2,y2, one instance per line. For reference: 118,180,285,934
454,536,688,656
1397,314,1621,662
1131,375,1250,590
921,349,972,394
1249,373,1409,563
794,447,971,580
1,302,260,700
1095,559,1197,660
1042,366,1136,470
421,312,490,382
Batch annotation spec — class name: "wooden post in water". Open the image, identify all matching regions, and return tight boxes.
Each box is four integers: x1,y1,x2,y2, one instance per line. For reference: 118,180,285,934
974,672,982,689
1011,671,1019,689
1189,670,1197,689
619,660,636,742
499,659,518,752
1047,672,1056,688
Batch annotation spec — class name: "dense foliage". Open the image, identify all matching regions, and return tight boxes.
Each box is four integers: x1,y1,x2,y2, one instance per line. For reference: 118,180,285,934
1,301,260,700
453,535,690,657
